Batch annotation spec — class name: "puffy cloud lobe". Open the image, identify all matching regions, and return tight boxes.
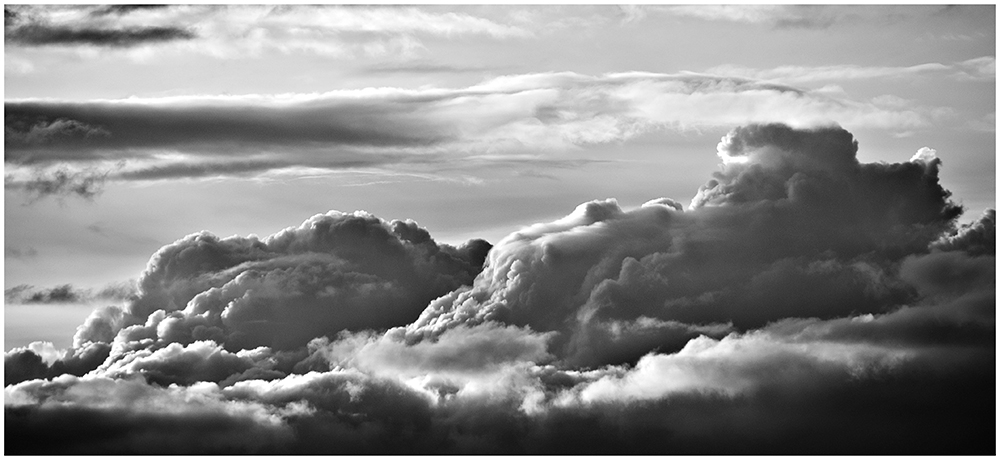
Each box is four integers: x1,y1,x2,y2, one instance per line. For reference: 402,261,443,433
406,124,963,366
65,211,491,380
4,123,993,454
5,342,111,386
931,208,995,256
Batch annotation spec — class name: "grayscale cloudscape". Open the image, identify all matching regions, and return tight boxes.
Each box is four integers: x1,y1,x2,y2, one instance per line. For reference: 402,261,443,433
6,123,994,454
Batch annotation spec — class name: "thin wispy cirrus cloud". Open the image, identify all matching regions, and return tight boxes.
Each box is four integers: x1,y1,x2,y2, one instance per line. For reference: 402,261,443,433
4,4,531,60
4,4,995,455
706,56,996,84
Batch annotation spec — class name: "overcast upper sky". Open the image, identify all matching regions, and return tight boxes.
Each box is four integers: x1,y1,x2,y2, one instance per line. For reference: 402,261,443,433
3,4,996,455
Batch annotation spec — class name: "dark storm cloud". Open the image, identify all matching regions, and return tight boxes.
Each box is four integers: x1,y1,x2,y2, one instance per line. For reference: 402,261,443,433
4,123,994,454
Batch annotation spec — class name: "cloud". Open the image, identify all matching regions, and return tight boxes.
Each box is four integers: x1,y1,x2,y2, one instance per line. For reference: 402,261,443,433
363,60,508,75
4,281,136,305
656,5,936,29
4,117,110,144
4,166,115,201
706,56,996,84
5,246,39,260
5,73,940,192
4,5,530,59
931,208,995,256
89,5,172,17
6,24,195,47
405,124,962,366
69,211,491,355
5,375,297,454
4,124,993,454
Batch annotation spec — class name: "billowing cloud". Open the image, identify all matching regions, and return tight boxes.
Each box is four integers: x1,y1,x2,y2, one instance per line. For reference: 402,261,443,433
5,124,994,454
71,211,491,354
404,124,962,366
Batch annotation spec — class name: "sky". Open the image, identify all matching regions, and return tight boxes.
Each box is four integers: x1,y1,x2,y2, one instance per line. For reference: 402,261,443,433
3,4,996,455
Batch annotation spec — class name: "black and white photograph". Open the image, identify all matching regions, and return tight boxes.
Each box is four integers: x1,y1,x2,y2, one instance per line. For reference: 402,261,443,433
3,3,996,454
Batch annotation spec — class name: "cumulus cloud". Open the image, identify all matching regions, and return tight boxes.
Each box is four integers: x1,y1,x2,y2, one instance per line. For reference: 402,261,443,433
5,124,994,454
71,211,491,354
404,124,962,366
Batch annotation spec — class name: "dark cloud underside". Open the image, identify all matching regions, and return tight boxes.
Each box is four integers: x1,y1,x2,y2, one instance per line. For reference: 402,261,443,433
6,24,194,47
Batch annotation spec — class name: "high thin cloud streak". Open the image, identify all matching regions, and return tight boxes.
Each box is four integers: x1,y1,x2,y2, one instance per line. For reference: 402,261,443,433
707,56,996,84
4,5,529,57
5,72,942,194
652,4,946,29
5,124,994,454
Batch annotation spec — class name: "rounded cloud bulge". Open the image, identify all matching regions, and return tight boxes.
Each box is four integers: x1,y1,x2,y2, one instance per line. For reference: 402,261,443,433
5,123,994,454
